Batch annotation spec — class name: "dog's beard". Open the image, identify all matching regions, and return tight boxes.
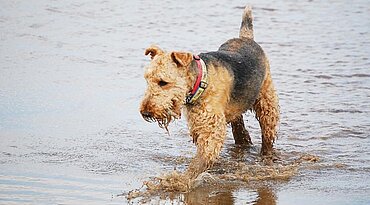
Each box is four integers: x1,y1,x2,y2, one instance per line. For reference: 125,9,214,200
156,115,172,132
142,109,180,132
141,97,184,132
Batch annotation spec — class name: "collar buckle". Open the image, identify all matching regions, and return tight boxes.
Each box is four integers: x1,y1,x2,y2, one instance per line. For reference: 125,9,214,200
199,81,208,89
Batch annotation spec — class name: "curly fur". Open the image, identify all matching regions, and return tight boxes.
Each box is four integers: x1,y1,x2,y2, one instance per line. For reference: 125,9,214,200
253,60,280,155
140,6,280,180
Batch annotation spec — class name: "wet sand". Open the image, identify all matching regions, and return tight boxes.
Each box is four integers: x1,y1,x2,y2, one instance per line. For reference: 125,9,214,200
1,0,369,204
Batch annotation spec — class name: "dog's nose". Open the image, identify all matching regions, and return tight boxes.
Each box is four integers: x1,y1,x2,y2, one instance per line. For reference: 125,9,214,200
141,111,153,119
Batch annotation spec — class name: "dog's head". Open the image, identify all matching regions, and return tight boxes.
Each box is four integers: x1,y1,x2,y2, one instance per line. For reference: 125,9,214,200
139,45,194,130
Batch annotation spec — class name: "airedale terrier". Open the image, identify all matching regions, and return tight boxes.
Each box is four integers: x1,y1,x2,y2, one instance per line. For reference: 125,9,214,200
140,7,279,179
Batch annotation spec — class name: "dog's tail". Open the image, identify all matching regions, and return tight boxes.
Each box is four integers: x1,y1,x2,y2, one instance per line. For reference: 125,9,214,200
239,6,254,40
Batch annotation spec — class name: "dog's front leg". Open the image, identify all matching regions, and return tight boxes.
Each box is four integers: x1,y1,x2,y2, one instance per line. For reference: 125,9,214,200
185,113,227,179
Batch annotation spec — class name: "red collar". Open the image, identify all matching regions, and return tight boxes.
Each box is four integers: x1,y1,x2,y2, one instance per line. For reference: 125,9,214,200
186,55,208,104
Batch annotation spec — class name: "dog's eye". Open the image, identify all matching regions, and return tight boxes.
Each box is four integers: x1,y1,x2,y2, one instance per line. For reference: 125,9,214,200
158,80,168,87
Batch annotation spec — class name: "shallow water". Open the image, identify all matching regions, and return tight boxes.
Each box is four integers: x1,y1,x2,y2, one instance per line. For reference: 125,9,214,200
1,0,369,204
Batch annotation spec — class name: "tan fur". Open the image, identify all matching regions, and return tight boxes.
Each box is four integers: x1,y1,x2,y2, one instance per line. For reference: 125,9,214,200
140,44,279,181
239,6,254,40
140,7,279,182
140,49,192,129
253,59,280,155
171,52,193,67
225,102,247,123
184,64,233,178
145,45,164,59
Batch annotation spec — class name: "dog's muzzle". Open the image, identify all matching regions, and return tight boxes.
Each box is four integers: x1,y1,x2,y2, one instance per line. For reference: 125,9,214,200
140,111,154,122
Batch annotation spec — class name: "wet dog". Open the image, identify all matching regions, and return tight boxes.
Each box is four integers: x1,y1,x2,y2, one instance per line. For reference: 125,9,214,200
140,6,279,180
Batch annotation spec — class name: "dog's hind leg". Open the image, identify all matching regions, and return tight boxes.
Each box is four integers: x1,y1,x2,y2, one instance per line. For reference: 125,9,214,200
231,115,253,145
253,63,279,156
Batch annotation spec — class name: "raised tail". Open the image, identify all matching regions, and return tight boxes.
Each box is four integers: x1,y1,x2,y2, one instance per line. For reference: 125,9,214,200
239,6,254,40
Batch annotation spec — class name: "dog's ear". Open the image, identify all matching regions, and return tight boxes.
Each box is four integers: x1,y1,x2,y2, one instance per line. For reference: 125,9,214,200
145,45,164,59
171,52,193,67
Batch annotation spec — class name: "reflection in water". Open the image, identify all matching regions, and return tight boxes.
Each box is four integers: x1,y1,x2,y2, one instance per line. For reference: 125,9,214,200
184,187,235,205
144,185,277,205
255,187,276,205
184,186,277,205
